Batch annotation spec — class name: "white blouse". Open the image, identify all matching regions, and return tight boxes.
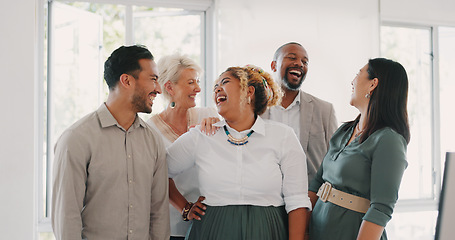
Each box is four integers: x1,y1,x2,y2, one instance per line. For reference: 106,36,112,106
147,107,219,237
167,116,312,213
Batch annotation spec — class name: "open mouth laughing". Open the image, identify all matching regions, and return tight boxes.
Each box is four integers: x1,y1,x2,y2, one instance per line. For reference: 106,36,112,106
287,68,303,80
215,95,227,105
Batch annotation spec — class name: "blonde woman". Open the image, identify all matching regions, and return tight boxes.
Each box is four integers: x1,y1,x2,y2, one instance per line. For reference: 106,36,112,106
146,53,218,240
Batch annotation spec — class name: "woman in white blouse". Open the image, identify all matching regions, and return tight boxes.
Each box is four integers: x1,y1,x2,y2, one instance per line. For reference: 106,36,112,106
167,65,311,240
146,53,218,240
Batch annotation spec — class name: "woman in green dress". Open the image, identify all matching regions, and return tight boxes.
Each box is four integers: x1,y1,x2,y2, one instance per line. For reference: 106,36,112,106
308,58,410,240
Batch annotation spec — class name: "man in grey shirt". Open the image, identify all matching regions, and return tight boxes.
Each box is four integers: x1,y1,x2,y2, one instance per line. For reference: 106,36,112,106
262,42,338,183
52,45,170,240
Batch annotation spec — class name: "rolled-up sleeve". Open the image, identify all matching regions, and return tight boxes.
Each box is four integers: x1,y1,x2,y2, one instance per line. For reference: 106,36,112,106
363,130,407,226
281,128,312,213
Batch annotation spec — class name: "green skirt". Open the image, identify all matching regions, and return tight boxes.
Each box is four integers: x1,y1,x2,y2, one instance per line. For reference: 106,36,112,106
186,205,288,240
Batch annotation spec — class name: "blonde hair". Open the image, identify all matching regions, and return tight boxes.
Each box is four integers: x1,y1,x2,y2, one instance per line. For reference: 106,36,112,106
157,53,202,103
222,65,282,116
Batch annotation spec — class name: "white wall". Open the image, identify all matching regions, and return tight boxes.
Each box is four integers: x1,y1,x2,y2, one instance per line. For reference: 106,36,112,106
0,0,380,236
1,0,454,239
0,0,37,239
215,0,380,123
381,0,455,25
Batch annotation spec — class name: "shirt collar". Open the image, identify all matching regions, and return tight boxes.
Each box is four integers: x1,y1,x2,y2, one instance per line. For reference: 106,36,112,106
289,91,301,107
277,91,300,110
213,115,266,136
97,103,145,130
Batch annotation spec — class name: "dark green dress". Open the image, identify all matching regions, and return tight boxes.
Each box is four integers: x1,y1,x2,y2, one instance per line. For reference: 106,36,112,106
187,205,288,240
309,124,407,240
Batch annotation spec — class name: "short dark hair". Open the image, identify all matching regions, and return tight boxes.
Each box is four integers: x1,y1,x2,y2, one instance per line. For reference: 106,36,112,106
272,42,303,61
104,45,154,89
344,58,410,143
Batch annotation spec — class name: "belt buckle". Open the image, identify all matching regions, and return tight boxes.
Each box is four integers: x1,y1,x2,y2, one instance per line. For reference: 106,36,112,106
318,182,332,202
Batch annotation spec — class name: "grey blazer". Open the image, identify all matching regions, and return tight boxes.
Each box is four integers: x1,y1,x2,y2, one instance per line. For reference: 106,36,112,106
262,90,338,183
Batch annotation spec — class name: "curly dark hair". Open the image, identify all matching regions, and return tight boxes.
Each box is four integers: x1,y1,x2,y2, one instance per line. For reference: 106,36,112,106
223,65,282,116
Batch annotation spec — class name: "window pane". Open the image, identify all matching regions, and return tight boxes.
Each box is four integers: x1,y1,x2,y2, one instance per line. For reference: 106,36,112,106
39,232,56,240
48,3,104,217
45,1,126,217
51,2,103,140
133,7,203,116
386,210,437,239
439,27,455,166
42,2,207,230
381,26,433,199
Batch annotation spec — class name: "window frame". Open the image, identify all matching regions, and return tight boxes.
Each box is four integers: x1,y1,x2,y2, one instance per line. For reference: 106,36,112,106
380,21,443,213
36,0,216,233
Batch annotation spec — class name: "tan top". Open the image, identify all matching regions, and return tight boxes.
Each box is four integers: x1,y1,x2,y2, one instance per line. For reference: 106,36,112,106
150,114,181,143
52,104,170,240
149,107,215,143
147,107,219,237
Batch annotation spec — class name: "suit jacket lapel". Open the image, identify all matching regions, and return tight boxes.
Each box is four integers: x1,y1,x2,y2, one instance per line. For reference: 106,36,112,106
299,91,313,152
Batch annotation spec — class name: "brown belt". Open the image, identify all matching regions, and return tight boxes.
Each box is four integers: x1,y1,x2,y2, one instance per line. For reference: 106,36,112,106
316,182,370,213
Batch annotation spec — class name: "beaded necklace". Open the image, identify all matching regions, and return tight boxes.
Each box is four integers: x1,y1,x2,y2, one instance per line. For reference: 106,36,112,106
223,125,254,146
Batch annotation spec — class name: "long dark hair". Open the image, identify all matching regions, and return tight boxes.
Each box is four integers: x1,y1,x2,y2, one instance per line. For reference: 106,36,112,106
344,58,410,144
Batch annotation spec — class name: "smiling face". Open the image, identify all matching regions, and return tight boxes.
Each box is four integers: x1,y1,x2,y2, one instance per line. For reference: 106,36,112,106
131,59,161,113
272,44,309,91
213,71,245,120
170,68,201,109
350,63,374,110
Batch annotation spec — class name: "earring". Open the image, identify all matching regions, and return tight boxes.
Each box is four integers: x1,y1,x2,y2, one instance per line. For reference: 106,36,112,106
169,102,176,108
247,96,251,104
365,93,371,99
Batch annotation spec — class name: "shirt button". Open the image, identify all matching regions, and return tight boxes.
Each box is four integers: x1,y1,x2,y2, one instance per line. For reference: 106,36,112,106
130,204,133,208
129,179,133,183
129,229,133,234
128,155,131,158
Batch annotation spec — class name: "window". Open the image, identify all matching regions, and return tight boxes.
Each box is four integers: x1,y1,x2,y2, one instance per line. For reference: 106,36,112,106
381,25,433,200
438,27,455,162
380,23,455,240
37,0,214,238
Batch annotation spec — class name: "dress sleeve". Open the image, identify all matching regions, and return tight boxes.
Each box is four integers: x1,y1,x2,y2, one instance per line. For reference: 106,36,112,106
362,129,408,227
167,128,199,178
281,127,313,212
309,161,324,193
51,130,88,240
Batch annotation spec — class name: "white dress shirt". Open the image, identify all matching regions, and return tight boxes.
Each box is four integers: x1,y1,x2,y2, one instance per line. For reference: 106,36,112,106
269,91,301,139
147,107,219,237
167,116,312,213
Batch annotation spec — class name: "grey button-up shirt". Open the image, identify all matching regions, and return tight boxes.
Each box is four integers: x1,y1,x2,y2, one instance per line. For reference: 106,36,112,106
52,104,170,240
